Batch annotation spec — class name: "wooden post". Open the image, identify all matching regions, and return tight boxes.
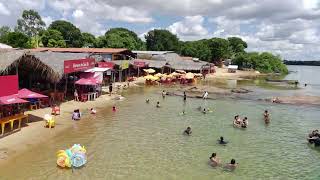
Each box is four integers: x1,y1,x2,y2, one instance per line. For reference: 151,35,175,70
138,67,140,77
65,74,68,97
54,83,57,93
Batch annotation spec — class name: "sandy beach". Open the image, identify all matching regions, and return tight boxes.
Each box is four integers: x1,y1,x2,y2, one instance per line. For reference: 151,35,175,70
0,81,140,165
206,67,263,79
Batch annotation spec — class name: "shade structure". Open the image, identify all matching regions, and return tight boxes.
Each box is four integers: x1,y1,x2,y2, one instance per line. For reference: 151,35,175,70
143,68,156,74
0,95,28,105
75,78,98,85
17,88,48,99
144,75,159,81
176,70,186,74
185,72,195,79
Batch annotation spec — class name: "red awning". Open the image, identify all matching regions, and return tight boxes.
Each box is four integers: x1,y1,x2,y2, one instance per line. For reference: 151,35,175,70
0,75,18,97
97,62,114,69
133,60,147,67
0,95,28,105
64,58,95,74
75,78,99,85
17,88,48,99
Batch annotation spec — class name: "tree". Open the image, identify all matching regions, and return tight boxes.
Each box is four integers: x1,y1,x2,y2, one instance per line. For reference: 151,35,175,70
180,40,211,62
82,32,96,48
208,38,231,65
16,10,45,37
232,52,288,74
48,20,83,47
104,28,145,50
0,26,11,42
41,29,66,47
228,37,248,57
145,29,180,51
2,32,31,48
94,35,106,48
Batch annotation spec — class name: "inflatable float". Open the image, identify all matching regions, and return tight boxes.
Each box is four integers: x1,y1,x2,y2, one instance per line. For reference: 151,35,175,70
56,144,87,168
44,114,55,128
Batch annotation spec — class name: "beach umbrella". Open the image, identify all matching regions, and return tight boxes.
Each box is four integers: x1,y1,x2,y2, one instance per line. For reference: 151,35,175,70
176,70,186,74
171,72,180,77
75,78,98,85
185,72,195,79
17,88,48,99
154,73,163,77
0,95,28,105
144,75,155,80
143,69,156,74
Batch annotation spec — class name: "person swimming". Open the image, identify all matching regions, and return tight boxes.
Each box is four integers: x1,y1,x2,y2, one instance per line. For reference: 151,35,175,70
146,99,150,103
241,117,248,128
184,127,192,135
112,106,116,112
209,153,220,167
202,108,207,114
156,101,161,108
225,159,238,170
90,108,96,114
218,136,228,145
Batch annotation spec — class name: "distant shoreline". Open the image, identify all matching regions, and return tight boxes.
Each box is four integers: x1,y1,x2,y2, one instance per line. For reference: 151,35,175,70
284,61,320,66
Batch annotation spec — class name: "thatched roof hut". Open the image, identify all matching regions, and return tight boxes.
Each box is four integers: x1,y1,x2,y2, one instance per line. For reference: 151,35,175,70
0,50,89,83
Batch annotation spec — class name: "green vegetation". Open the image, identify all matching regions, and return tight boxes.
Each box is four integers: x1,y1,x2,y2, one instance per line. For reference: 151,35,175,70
104,28,145,50
233,52,288,74
145,29,179,51
0,9,288,74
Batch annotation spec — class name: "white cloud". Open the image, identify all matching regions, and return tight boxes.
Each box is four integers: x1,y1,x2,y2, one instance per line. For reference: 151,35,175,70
0,3,10,15
72,10,84,18
168,15,208,40
42,16,53,27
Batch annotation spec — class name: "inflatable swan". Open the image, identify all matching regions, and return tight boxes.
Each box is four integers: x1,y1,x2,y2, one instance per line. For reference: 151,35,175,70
56,144,87,168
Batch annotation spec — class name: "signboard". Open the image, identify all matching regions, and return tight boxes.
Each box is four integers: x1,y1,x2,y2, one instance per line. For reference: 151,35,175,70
97,62,115,69
0,75,18,97
121,60,129,70
133,61,146,67
64,58,95,74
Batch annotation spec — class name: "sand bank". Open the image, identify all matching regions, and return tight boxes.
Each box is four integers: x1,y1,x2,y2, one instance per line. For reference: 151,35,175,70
206,67,263,80
263,96,320,106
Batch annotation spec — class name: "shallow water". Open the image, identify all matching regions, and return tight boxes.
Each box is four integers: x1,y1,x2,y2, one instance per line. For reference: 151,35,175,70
0,86,320,180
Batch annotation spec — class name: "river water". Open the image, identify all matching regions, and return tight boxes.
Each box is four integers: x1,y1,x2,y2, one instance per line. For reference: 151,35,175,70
0,66,319,180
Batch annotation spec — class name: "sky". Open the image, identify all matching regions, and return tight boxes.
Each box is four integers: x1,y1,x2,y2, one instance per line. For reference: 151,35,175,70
0,0,320,60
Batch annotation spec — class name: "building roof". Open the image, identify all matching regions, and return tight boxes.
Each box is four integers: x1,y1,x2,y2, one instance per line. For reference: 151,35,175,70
132,51,174,55
0,50,89,82
32,48,129,54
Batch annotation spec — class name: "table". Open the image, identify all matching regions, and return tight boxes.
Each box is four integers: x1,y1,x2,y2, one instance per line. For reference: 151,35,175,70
85,92,98,101
0,113,29,136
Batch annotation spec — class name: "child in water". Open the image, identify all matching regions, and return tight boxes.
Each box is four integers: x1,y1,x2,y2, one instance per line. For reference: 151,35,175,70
156,101,161,108
225,159,238,170
162,90,166,98
184,127,192,135
146,99,150,103
264,110,270,123
112,106,116,112
90,108,96,114
218,136,228,145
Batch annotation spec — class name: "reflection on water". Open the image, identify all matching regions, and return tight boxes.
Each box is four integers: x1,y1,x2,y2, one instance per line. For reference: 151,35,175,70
0,86,320,180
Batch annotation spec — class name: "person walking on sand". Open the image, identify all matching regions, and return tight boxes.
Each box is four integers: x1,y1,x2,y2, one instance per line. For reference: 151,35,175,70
109,83,113,96
74,89,79,101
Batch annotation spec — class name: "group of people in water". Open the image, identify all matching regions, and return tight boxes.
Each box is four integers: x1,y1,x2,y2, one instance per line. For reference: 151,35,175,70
233,115,248,128
308,129,320,147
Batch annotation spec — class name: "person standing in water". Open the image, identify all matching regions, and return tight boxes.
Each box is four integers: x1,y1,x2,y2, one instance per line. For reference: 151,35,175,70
264,110,270,123
203,91,208,99
162,90,166,99
183,91,187,101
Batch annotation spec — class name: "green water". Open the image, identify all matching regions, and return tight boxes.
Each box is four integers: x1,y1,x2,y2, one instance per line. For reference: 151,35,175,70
0,86,319,180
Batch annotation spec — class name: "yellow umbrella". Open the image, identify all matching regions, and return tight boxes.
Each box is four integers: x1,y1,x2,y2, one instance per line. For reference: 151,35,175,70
171,72,180,77
176,70,186,74
154,73,163,77
144,75,154,80
185,72,195,79
143,68,156,74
